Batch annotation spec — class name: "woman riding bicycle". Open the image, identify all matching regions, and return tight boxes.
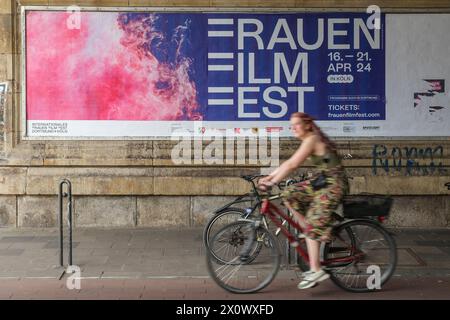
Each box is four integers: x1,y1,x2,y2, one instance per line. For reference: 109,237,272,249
258,112,349,290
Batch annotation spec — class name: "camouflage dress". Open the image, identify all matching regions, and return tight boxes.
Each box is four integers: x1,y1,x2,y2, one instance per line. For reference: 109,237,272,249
280,151,349,242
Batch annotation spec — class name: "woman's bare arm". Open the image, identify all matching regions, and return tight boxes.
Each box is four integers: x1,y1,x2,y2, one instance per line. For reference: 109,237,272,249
265,135,317,185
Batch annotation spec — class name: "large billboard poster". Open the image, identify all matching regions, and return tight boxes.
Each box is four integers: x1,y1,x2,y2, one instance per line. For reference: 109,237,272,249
23,9,448,138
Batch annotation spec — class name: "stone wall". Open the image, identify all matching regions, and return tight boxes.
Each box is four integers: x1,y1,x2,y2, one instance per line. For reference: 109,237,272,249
0,0,449,228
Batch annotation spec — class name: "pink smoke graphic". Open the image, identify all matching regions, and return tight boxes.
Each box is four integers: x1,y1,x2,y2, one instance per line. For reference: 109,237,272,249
26,11,202,121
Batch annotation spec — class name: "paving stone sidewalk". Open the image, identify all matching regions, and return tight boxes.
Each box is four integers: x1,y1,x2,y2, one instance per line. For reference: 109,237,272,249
0,227,449,280
1,277,449,300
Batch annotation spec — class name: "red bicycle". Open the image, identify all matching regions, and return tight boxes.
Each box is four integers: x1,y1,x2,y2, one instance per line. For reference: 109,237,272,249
206,191,397,293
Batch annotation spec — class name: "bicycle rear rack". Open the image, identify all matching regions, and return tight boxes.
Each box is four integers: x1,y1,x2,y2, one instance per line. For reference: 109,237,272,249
58,179,73,267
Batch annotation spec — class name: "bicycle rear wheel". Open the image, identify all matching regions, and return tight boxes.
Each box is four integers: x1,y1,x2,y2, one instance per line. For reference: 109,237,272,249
203,208,246,251
206,221,281,294
322,219,397,293
204,210,264,264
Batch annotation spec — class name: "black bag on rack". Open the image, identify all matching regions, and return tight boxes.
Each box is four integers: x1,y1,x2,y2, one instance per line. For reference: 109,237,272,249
343,194,393,218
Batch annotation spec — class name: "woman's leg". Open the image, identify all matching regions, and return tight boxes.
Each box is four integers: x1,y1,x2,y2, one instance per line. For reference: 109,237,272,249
283,201,307,229
305,238,321,272
284,197,322,272
304,185,342,272
298,237,329,289
298,179,345,288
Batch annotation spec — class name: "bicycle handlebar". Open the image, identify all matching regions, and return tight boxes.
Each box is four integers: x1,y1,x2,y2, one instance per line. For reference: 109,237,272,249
240,173,306,191
239,174,306,205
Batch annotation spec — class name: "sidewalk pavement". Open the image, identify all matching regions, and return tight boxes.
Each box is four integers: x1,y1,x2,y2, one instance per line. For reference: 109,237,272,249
0,226,450,279
0,226,449,299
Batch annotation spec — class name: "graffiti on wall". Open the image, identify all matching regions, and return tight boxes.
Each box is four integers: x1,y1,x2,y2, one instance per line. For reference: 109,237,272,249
372,144,447,175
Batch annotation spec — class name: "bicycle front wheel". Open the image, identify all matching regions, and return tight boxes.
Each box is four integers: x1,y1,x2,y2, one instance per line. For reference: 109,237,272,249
323,219,397,293
206,221,281,294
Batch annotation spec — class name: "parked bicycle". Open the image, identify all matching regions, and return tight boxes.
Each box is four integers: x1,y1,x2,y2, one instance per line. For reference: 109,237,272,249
205,186,397,294
202,174,307,268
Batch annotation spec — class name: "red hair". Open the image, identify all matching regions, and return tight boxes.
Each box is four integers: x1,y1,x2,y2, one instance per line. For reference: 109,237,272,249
290,112,337,153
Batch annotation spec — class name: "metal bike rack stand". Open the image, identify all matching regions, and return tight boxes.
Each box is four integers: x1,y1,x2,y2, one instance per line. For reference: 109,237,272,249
58,179,73,267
